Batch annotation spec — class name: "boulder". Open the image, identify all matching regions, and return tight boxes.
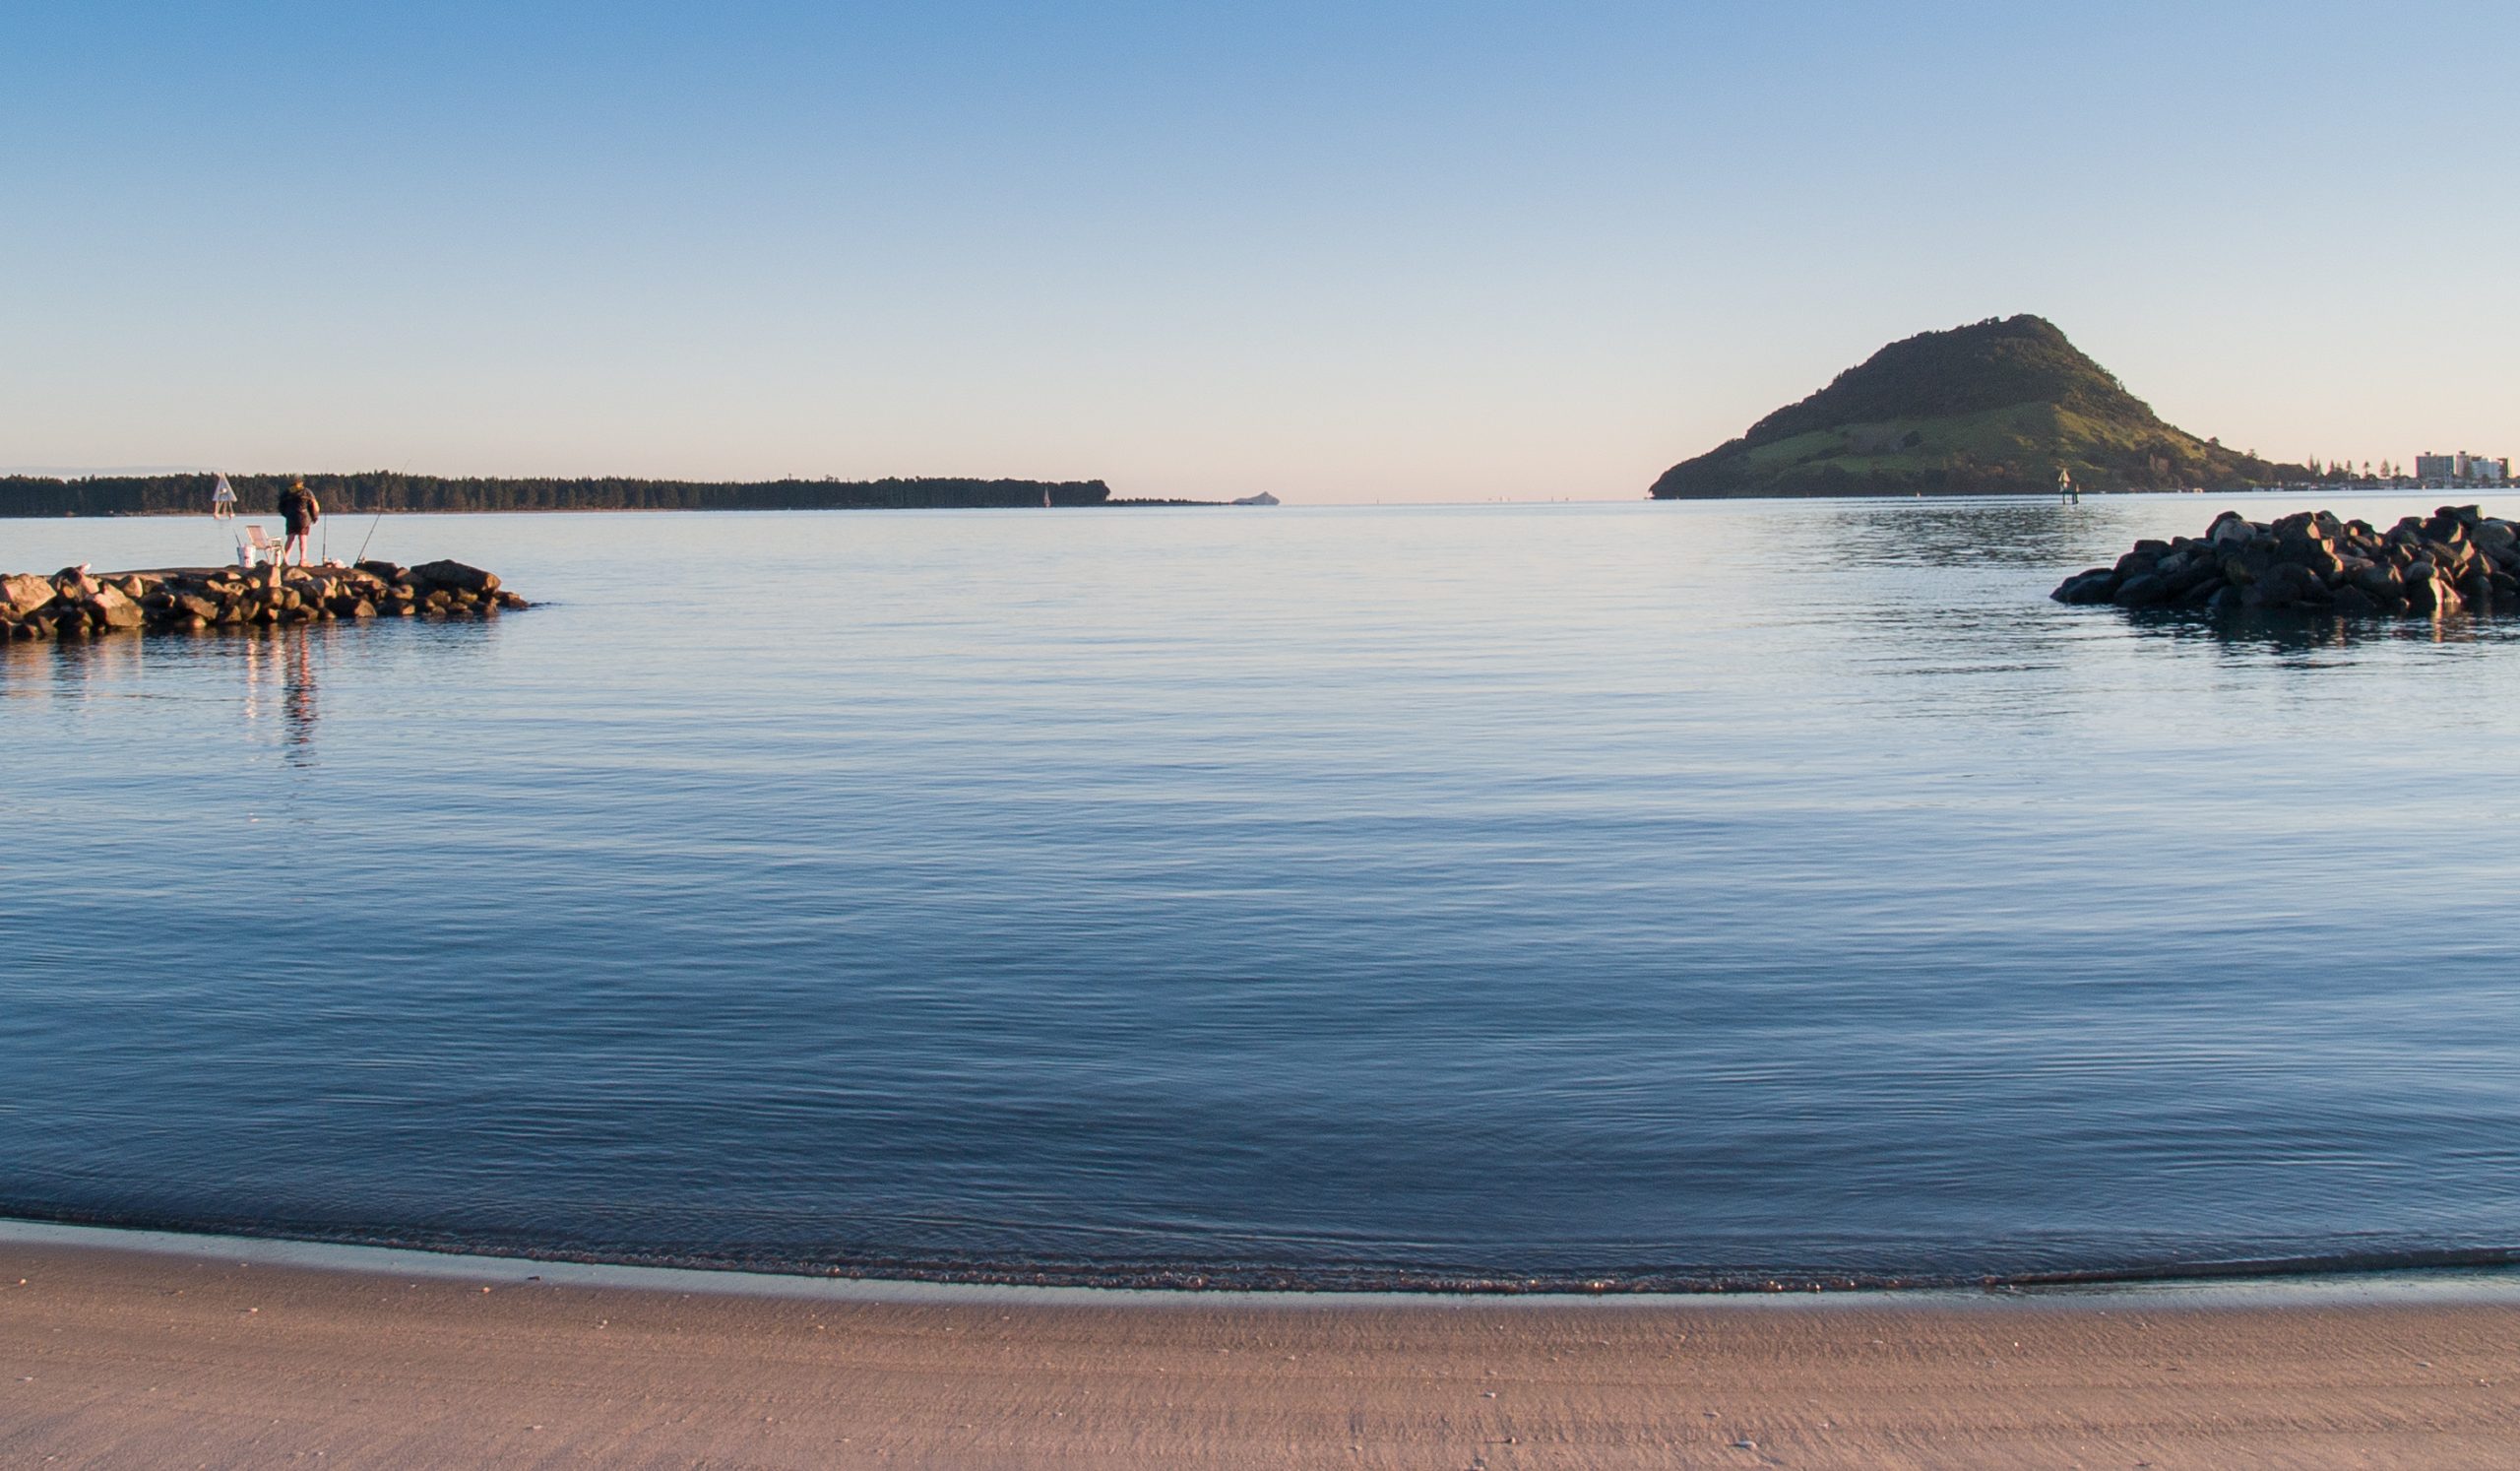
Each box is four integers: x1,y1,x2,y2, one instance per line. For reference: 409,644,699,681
2206,511,2254,547
2353,563,2404,599
2052,568,2118,604
2111,573,2173,608
2252,562,2331,609
410,560,499,595
2,573,56,616
85,585,145,629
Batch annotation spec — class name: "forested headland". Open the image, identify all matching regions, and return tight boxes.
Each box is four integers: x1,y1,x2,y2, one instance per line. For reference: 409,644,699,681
0,474,1115,518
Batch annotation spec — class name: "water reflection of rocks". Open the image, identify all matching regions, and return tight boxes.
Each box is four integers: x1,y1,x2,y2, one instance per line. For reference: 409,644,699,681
2115,604,2504,659
242,624,322,763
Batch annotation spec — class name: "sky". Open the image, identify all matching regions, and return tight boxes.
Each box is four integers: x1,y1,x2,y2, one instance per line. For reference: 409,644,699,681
5,1,2514,502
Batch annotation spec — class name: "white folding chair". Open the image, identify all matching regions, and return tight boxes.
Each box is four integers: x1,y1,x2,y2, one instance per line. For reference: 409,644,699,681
238,525,280,568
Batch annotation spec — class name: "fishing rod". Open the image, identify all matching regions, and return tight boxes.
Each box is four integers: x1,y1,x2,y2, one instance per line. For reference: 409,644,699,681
354,461,408,565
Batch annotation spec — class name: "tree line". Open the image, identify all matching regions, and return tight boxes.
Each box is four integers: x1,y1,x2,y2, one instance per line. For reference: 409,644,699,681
0,473,1114,518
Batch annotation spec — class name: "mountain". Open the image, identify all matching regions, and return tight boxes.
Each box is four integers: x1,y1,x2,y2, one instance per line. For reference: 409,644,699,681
1649,315,2302,498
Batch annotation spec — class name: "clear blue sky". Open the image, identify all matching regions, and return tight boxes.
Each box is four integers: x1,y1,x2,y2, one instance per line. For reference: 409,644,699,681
5,2,2513,501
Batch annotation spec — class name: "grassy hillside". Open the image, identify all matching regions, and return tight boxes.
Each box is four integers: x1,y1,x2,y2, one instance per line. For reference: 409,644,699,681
1651,316,2302,497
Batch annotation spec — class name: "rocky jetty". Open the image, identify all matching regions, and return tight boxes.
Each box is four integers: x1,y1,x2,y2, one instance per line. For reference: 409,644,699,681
1,559,528,641
2053,506,2519,617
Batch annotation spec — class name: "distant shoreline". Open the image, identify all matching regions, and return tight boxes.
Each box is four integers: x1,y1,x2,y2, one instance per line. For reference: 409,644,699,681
0,472,1175,518
2,500,1234,518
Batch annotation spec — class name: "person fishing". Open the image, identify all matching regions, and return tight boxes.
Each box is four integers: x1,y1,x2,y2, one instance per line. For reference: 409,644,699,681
278,478,322,566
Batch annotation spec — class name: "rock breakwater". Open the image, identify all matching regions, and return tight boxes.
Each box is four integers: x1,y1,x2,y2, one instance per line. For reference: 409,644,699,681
2053,506,2519,616
1,559,527,641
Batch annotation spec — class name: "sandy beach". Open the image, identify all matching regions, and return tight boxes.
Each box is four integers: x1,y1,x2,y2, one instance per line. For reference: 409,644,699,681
2,1229,2514,1467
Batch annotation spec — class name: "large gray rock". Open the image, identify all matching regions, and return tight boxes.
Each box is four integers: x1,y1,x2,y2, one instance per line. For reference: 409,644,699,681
2353,562,2404,599
2405,572,2454,615
410,560,499,595
2052,569,2118,605
2111,573,2173,608
2250,562,2330,609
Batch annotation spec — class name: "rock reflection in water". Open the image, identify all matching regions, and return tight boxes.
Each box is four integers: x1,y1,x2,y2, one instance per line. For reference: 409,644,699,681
241,625,323,763
2114,605,2508,660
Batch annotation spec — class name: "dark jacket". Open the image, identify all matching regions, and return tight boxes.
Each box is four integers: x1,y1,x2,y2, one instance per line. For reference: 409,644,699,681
280,487,320,530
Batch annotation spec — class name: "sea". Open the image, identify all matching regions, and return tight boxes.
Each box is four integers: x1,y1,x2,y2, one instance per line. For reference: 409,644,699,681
5,494,2518,1290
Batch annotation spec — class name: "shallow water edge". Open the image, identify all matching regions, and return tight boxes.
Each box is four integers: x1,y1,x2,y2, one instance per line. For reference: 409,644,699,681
7,1206,2518,1299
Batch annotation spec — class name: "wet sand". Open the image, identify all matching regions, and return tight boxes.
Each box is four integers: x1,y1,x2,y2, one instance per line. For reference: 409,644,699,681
4,1232,2517,1468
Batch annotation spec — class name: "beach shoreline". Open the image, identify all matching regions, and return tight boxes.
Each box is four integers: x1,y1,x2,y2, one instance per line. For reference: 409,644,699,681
7,1221,2517,1467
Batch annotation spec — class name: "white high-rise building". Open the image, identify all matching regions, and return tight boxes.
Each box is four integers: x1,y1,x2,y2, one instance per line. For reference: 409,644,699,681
2414,452,2508,487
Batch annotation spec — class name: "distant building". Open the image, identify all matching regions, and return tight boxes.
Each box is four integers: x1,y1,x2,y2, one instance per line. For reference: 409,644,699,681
2414,452,2507,488
1230,491,1281,506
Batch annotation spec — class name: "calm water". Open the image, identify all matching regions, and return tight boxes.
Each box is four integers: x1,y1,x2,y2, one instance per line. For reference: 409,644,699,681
6,496,2519,1289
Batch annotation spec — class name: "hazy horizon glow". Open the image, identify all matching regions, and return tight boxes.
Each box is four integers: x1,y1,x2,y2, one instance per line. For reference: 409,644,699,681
6,2,2514,502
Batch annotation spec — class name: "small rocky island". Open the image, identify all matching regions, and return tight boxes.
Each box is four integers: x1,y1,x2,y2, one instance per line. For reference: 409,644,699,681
2,559,527,640
2055,506,2518,616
